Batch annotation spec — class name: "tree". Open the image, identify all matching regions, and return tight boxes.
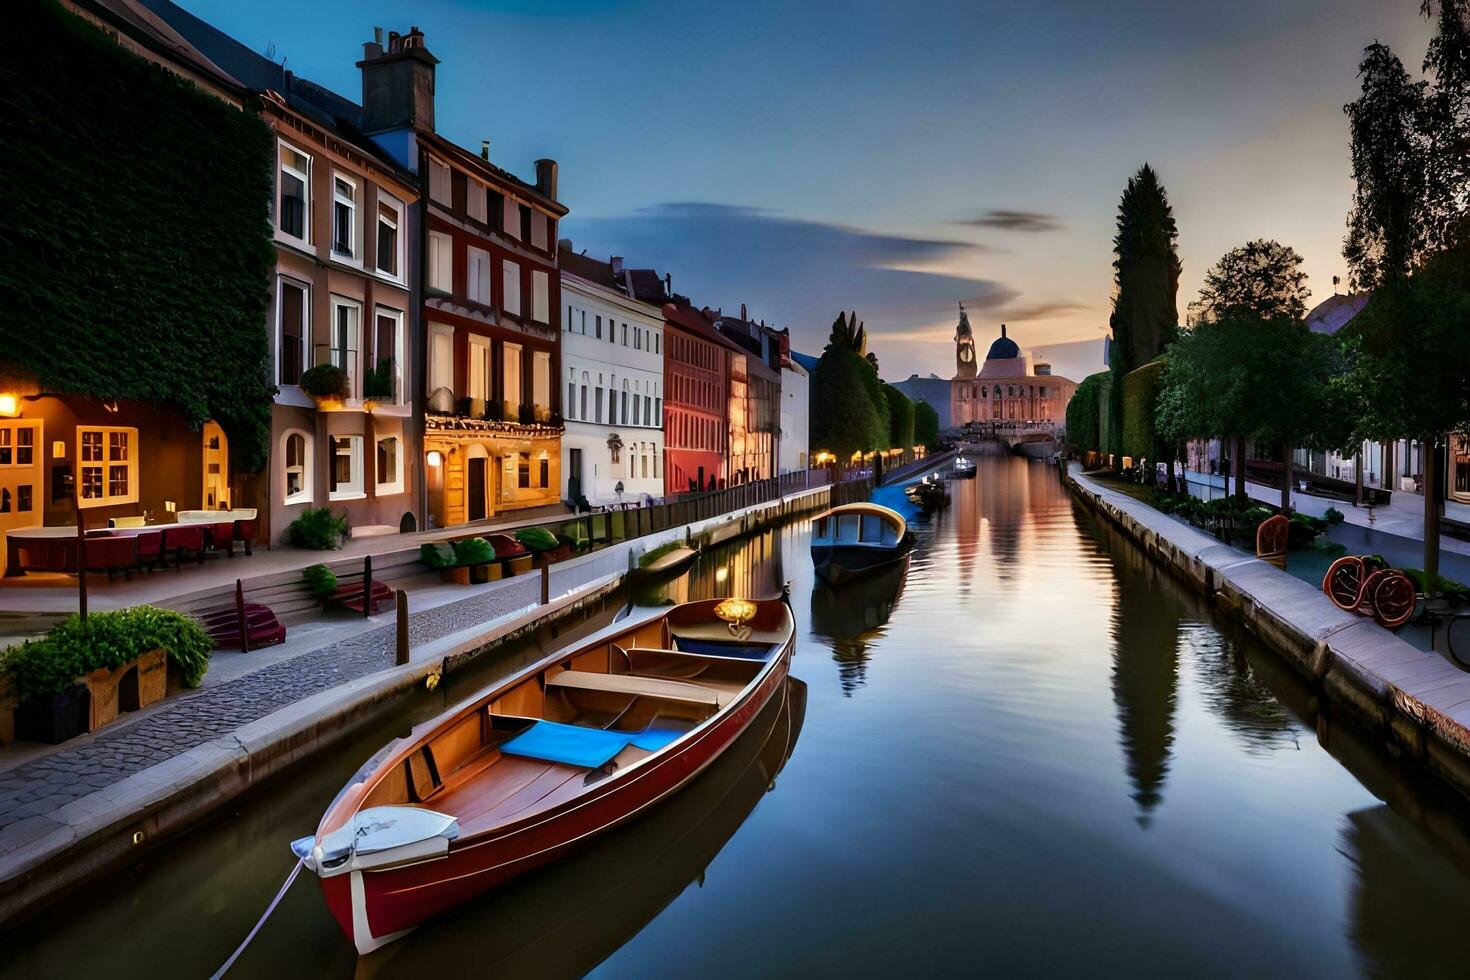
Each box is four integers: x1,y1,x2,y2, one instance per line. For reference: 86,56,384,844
1188,240,1311,325
1109,164,1182,465
1344,42,1430,291
1421,0,1470,253
1341,245,1470,577
810,347,883,459
914,400,940,448
1065,372,1106,455
883,384,915,451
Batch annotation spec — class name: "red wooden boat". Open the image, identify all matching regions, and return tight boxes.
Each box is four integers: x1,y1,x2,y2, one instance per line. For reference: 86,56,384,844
292,595,796,954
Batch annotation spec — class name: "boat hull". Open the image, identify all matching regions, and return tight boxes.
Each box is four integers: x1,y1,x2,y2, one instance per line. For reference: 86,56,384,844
320,635,793,954
811,537,913,586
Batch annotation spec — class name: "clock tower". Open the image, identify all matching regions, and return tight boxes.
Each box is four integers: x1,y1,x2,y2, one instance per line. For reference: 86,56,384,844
954,303,977,379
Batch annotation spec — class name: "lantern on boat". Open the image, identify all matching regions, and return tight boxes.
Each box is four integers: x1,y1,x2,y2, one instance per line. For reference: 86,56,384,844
714,596,757,640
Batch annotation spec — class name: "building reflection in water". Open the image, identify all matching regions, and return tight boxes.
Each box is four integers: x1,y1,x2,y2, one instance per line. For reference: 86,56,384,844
809,560,910,695
646,529,784,608
1182,622,1299,753
357,677,808,978
1106,526,1180,825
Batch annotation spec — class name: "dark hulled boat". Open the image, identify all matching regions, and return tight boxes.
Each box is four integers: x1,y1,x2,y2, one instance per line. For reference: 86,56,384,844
809,503,914,586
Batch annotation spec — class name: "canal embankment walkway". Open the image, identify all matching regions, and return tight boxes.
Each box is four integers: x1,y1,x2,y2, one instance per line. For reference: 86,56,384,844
1066,463,1470,803
0,456,957,927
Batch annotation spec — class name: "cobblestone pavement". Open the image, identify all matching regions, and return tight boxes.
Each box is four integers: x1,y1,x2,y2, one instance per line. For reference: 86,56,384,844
0,577,541,835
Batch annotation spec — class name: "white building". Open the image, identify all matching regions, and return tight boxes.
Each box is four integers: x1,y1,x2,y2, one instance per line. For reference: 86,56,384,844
558,247,665,506
779,354,809,474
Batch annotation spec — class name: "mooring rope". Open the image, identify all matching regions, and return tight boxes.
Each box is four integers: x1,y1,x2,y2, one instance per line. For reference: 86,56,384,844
210,856,305,979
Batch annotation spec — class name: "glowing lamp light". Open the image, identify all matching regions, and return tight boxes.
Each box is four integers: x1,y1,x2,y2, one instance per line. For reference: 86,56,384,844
714,596,757,640
0,393,18,418
714,565,729,583
427,451,444,467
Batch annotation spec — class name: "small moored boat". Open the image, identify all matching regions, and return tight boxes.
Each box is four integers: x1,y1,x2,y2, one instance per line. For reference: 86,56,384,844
952,456,976,479
292,596,795,954
809,502,914,586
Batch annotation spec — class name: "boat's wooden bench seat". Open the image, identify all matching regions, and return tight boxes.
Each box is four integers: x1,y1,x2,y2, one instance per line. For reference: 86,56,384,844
546,669,733,707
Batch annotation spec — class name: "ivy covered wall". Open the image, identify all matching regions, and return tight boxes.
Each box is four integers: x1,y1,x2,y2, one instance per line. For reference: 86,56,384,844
0,0,277,471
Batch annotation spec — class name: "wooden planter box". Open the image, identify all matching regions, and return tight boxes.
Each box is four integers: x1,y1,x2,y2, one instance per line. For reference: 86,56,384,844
82,648,167,732
504,555,534,578
0,672,17,746
469,562,491,585
14,684,89,745
440,566,470,586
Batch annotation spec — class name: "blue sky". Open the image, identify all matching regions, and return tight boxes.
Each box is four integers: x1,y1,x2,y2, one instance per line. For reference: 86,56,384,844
180,0,1433,382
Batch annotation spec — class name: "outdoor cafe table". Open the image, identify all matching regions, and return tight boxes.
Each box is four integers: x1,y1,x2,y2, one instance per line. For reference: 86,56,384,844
5,524,162,576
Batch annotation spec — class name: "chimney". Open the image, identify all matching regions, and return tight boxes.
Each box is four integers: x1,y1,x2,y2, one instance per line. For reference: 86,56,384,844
664,273,672,297
740,303,747,322
535,159,559,201
611,256,624,279
358,25,439,135
480,139,490,161
558,238,573,252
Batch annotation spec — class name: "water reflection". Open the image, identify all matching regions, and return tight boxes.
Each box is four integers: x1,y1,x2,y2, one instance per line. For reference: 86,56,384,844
1106,527,1180,824
1183,622,1299,753
808,560,910,695
360,677,808,979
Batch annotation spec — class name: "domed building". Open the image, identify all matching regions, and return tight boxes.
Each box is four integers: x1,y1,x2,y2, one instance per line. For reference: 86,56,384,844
950,309,1077,428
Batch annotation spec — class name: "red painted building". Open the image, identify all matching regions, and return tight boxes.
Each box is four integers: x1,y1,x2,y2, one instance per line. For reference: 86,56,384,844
661,303,741,495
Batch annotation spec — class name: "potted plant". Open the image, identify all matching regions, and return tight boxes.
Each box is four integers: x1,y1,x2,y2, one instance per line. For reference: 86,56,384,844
453,537,496,583
420,542,468,585
303,563,338,609
362,358,395,412
286,507,349,549
300,364,351,410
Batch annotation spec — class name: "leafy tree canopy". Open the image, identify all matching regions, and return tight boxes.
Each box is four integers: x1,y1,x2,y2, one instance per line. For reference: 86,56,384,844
882,383,914,451
1189,240,1311,325
810,347,884,458
914,400,940,448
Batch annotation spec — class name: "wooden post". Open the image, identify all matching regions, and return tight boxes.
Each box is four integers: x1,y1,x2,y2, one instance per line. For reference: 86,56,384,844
1280,442,1292,514
73,484,87,623
362,554,373,618
1424,434,1441,579
1354,449,1364,507
395,588,409,665
540,563,550,605
235,578,249,652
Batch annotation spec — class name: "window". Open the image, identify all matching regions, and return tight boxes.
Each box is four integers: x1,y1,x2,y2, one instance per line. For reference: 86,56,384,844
77,426,137,508
372,309,403,403
567,381,576,419
376,434,403,495
277,277,308,386
595,387,603,424
467,178,487,224
634,326,642,350
467,247,492,305
487,188,505,231
428,323,454,410
503,342,522,415
332,174,356,258
580,382,588,420
621,387,629,425
0,425,35,468
539,454,549,488
530,211,549,250
622,323,628,346
330,298,361,397
655,333,660,354
278,142,310,241
595,315,602,340
329,434,364,498
427,231,453,293
283,430,311,504
502,196,521,239
518,452,531,489
427,156,451,206
519,204,532,241
532,270,549,323
533,350,551,420
1454,435,1470,503
468,335,491,403
376,198,401,278
502,260,521,316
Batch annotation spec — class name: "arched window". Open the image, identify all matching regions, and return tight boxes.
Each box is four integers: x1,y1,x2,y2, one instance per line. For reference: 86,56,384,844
282,429,312,505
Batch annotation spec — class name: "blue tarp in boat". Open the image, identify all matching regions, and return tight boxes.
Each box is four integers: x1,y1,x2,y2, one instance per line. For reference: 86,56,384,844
498,720,683,768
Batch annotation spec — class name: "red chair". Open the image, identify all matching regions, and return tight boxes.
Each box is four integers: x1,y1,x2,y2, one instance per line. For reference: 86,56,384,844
209,522,237,558
135,530,163,572
85,536,136,581
233,519,256,557
162,525,206,570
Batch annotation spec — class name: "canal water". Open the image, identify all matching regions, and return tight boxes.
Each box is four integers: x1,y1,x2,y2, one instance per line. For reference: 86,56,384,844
7,456,1470,977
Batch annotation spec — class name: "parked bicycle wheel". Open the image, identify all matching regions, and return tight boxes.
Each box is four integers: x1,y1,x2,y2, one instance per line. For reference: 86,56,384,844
1323,556,1364,612
1372,571,1417,629
1449,614,1470,668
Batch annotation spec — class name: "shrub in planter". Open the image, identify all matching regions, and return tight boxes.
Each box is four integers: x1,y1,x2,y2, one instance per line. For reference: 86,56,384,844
287,507,348,549
514,527,559,553
452,537,495,566
419,542,458,569
300,364,350,402
1323,506,1346,526
303,563,338,600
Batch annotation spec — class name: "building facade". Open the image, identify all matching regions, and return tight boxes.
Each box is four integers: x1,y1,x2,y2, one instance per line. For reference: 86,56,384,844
662,304,733,495
891,373,952,432
558,249,665,506
951,314,1078,427
711,307,782,485
777,331,810,474
356,28,566,529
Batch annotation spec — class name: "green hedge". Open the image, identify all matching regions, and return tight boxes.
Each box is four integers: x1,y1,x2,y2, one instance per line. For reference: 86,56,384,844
1066,371,1107,453
3,607,212,701
882,383,915,451
0,1,277,471
1121,360,1165,460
